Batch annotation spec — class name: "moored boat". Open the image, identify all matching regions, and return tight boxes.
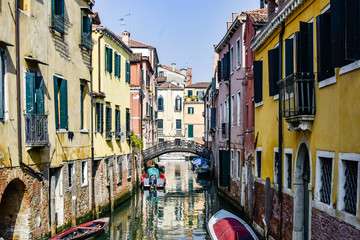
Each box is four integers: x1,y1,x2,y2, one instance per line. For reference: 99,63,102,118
49,217,109,240
208,209,258,240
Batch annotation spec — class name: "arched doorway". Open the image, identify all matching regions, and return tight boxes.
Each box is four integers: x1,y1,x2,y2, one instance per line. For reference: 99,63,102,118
0,179,30,239
293,143,311,240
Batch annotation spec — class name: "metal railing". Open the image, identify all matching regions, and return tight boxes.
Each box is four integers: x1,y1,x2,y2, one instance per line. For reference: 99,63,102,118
24,114,49,147
278,72,316,120
81,32,92,50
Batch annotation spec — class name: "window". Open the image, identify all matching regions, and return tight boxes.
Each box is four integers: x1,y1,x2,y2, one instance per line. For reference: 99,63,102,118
224,100,227,123
54,76,68,129
231,150,234,177
337,153,360,216
115,108,120,140
159,71,164,77
126,108,130,136
51,0,65,34
256,148,262,178
146,73,150,87
237,39,241,67
158,96,164,111
105,46,113,73
284,149,293,189
80,84,85,129
117,155,123,185
187,90,193,97
295,21,313,74
188,125,193,138
0,50,4,120
268,47,279,96
230,47,234,72
95,102,104,133
26,73,44,115
157,119,163,129
219,103,223,124
237,150,241,179
231,95,234,126
254,61,263,103
105,106,112,140
127,154,132,179
237,92,241,126
315,151,334,205
176,119,181,129
81,12,91,50
187,107,194,114
114,52,121,78
175,96,182,111
285,37,294,77
68,162,74,188
274,148,279,184
159,138,164,143
197,91,204,101
81,161,87,186
126,61,130,84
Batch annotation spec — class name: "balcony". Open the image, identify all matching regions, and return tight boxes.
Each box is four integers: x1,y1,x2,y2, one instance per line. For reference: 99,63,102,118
278,72,316,131
81,32,92,50
50,14,65,34
24,114,49,147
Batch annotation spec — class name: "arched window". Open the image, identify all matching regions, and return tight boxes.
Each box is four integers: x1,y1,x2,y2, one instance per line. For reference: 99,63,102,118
175,96,182,111
158,96,164,111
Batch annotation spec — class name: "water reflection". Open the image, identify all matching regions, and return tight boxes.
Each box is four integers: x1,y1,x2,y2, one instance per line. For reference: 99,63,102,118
95,160,224,240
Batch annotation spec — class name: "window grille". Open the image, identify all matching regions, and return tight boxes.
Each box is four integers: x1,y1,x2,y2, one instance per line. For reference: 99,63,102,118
286,153,292,189
320,158,332,204
344,160,358,215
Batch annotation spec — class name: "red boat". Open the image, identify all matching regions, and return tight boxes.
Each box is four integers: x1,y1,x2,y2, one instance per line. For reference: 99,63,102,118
140,173,166,189
49,217,109,240
208,210,258,240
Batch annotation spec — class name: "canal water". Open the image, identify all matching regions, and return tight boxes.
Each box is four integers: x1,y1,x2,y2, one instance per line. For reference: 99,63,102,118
95,160,245,240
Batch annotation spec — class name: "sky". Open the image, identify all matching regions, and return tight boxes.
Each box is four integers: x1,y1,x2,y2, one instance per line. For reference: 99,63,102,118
93,0,261,83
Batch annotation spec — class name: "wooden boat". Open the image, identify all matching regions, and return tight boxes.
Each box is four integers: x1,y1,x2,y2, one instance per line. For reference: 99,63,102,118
208,210,258,240
49,217,109,240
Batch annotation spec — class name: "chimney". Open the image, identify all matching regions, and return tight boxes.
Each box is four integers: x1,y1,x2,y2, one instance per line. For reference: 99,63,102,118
232,13,238,22
278,0,285,8
122,31,130,46
172,63,176,71
187,68,192,86
267,0,276,19
260,0,265,8
227,22,232,30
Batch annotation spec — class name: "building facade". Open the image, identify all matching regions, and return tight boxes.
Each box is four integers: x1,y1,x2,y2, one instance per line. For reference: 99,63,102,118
251,0,360,239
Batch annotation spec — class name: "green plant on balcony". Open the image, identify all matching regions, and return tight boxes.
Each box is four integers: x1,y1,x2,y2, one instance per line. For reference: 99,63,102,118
194,95,199,101
130,133,143,151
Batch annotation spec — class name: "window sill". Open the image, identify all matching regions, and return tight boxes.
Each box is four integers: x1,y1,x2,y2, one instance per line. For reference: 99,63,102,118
273,94,279,100
282,187,293,196
236,65,241,70
81,183,88,188
319,76,336,89
255,101,263,108
80,129,89,134
57,129,68,133
339,59,360,76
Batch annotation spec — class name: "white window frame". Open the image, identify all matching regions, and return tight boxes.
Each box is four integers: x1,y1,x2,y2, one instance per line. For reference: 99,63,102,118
236,38,241,68
314,151,335,206
237,150,241,179
256,147,262,178
337,153,360,217
219,103,223,124
273,147,279,184
81,160,88,186
231,95,234,126
224,100,227,123
283,148,293,190
237,91,241,126
68,162,75,188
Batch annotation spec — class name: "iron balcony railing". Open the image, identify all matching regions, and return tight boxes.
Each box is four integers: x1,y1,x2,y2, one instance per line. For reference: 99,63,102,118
278,72,316,122
24,114,49,147
81,32,92,50
50,14,65,34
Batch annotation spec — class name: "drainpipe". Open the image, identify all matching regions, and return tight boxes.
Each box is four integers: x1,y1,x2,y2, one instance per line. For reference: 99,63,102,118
278,22,285,240
90,14,95,218
98,31,105,92
15,0,22,169
227,42,232,189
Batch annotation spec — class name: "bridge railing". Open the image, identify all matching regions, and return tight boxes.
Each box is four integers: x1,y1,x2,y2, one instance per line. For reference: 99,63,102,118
142,140,212,162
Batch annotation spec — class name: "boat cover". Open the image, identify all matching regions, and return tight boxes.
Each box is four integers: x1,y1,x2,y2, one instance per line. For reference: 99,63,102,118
213,217,254,240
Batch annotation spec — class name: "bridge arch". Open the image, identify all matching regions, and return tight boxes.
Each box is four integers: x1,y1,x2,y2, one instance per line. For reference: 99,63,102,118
142,140,212,165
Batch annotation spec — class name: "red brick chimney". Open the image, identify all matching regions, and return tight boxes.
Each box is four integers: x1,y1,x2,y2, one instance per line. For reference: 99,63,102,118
187,68,192,86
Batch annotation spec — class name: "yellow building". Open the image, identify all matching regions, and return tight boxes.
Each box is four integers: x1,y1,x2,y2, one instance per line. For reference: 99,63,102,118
0,0,94,238
92,15,134,212
251,0,360,239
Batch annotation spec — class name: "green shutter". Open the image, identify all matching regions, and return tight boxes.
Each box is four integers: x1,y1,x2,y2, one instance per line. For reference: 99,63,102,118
188,125,193,138
59,79,68,129
126,61,130,83
180,97,182,111
109,49,113,73
158,119,163,128
51,0,55,15
119,55,122,77
0,51,4,119
35,76,44,114
106,107,112,132
96,103,100,132
114,53,119,77
83,15,90,34
26,72,36,114
53,76,59,129
268,48,279,96
100,103,104,133
106,47,112,73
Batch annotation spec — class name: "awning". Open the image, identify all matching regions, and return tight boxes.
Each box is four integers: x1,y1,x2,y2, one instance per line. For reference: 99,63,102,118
24,56,49,66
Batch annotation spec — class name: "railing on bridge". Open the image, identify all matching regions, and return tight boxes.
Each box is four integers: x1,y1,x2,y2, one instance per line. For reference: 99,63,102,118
142,140,212,163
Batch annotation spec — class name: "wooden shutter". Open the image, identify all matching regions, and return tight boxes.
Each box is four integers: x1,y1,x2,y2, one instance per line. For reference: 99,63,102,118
217,61,222,82
188,125,193,138
96,103,100,132
296,22,309,73
180,97,182,111
268,48,279,96
35,76,44,114
316,14,334,81
53,76,59,129
211,108,216,129
285,38,294,77
307,22,314,73
254,61,263,103
114,53,118,77
26,73,35,114
344,0,360,60
83,15,90,34
59,79,68,129
158,119,163,129
126,110,130,132
0,51,4,119
106,107,111,132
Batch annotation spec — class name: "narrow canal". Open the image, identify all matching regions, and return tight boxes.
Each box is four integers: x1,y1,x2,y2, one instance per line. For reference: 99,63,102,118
95,159,246,239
